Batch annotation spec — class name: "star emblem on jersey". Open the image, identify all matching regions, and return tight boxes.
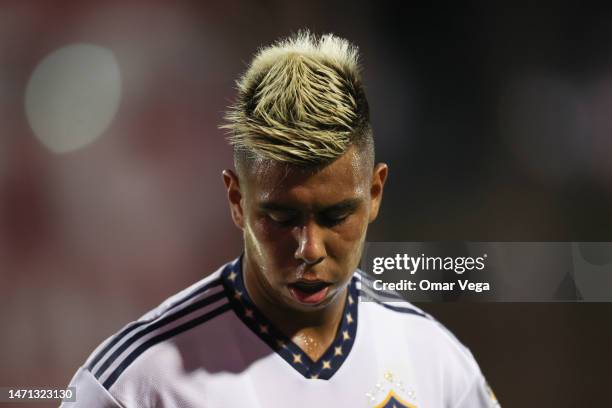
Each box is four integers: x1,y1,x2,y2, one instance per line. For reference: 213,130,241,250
342,330,351,341
222,258,359,380
366,371,418,408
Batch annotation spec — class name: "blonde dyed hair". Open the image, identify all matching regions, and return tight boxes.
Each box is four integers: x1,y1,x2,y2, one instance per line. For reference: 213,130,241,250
221,30,372,167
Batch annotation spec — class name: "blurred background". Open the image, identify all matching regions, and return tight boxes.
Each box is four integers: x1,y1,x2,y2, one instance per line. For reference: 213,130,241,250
1,1,612,406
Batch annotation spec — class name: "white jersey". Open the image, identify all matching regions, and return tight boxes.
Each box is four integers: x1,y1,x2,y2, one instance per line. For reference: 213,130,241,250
63,257,500,408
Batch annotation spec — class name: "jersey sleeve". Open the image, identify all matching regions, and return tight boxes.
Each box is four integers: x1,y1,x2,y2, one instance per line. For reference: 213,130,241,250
59,367,123,407
453,374,501,408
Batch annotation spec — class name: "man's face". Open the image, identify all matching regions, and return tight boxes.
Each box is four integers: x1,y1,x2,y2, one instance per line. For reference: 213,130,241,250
224,146,387,312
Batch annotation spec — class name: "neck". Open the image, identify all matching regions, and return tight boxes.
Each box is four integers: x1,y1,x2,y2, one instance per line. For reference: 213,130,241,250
243,256,347,360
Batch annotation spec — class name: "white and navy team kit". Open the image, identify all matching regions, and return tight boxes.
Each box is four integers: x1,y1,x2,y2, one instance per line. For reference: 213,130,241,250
63,257,501,408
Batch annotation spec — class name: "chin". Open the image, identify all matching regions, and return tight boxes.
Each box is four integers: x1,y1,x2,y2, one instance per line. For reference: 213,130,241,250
287,299,334,313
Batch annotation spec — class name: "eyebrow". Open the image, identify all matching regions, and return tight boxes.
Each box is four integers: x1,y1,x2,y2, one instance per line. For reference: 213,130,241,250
258,198,362,213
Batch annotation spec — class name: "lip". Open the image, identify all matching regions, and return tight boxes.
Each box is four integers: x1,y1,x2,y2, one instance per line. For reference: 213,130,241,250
288,280,332,305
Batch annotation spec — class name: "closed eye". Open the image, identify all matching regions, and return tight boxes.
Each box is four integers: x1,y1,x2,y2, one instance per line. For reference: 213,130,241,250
318,211,351,227
267,210,299,225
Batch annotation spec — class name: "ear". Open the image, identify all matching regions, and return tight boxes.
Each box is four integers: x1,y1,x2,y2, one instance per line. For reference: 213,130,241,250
368,163,388,223
222,169,245,230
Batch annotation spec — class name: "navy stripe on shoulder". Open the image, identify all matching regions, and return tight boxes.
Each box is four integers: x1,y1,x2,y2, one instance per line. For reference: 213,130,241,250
377,301,428,318
103,302,232,389
87,277,223,372
94,289,226,379
357,289,428,318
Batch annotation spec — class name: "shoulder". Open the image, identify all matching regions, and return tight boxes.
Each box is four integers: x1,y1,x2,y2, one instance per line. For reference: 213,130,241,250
355,270,499,408
354,271,496,405
354,270,482,374
66,260,236,405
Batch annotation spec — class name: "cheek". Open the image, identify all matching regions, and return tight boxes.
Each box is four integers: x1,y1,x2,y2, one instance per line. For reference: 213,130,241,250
339,209,370,240
254,217,292,244
247,217,297,263
344,217,369,240
329,214,369,260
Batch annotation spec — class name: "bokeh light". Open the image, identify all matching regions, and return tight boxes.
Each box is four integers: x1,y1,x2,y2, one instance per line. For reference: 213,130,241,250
25,43,121,153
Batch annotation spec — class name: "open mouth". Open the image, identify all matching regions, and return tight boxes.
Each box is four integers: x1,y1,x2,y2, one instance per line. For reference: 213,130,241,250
288,280,332,305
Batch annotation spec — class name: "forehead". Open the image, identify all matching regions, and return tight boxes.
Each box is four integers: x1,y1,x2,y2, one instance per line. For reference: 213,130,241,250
244,148,370,207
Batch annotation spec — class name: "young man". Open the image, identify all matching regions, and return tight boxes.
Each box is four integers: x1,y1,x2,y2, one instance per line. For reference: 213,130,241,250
63,32,500,407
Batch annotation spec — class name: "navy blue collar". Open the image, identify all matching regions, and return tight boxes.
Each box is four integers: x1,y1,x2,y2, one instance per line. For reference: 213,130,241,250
221,257,358,380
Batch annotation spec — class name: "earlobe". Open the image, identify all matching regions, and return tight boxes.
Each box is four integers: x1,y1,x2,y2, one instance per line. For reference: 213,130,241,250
369,163,388,222
222,169,245,230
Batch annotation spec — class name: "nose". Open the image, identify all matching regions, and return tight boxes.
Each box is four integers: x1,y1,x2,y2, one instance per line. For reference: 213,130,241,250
293,222,326,265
